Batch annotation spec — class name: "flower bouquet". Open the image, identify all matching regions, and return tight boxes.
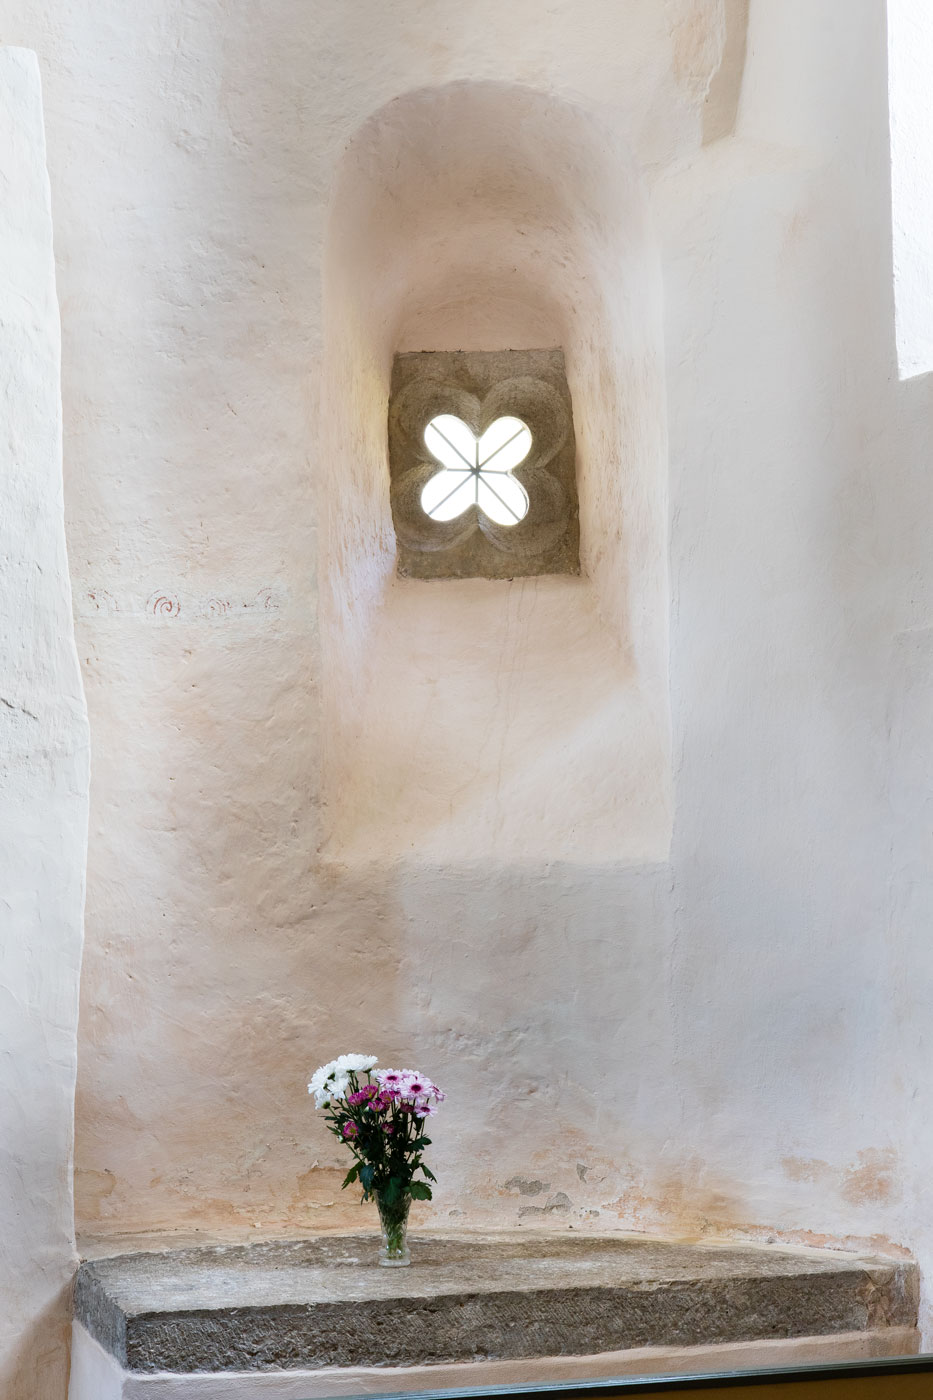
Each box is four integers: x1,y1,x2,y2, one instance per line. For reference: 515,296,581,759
308,1053,445,1266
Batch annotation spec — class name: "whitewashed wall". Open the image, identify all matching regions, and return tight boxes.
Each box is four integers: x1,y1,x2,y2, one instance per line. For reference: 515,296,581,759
0,47,90,1399
3,0,933,1376
658,0,933,1320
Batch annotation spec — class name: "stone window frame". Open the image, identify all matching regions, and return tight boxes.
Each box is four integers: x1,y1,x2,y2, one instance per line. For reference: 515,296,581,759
388,347,579,580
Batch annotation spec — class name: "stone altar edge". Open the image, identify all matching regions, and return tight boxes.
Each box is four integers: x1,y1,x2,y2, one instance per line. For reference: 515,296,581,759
73,1233,919,1375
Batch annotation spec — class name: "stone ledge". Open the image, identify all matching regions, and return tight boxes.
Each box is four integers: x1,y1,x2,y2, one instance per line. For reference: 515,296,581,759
73,1232,919,1376
68,1322,923,1400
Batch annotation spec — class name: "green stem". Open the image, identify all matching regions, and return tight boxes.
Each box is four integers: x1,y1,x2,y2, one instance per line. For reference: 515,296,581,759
376,1189,411,1257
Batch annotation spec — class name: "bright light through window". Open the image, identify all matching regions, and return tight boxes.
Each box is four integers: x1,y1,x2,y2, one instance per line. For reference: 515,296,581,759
421,415,532,526
889,0,933,379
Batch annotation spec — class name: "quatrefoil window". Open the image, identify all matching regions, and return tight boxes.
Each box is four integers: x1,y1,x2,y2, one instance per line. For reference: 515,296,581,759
388,348,579,581
421,415,532,526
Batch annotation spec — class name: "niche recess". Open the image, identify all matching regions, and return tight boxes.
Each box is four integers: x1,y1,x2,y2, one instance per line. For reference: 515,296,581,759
319,82,672,865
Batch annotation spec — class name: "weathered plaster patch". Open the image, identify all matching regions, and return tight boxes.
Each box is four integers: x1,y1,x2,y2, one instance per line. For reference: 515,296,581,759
842,1151,901,1208
504,1177,551,1197
77,1170,118,1212
577,1163,608,1184
518,1193,574,1220
781,1152,901,1208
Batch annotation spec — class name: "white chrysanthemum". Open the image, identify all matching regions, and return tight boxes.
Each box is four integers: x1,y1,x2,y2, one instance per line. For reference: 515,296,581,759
308,1060,338,1095
308,1054,378,1109
334,1053,378,1074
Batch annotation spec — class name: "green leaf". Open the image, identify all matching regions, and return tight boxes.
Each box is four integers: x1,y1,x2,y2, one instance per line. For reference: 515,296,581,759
408,1181,432,1201
421,1165,437,1183
360,1164,375,1193
383,1176,402,1205
342,1165,360,1189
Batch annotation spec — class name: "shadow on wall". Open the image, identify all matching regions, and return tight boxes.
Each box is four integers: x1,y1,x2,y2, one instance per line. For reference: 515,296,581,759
3,1289,70,1400
702,0,749,143
317,81,672,866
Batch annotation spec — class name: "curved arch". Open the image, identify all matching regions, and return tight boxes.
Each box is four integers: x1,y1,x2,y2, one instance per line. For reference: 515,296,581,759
318,81,671,863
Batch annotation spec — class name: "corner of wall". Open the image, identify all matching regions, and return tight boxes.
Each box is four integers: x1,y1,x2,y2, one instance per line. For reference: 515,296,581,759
0,43,90,1399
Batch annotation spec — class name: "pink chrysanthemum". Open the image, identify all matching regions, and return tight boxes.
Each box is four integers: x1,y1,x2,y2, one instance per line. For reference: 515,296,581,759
347,1086,377,1107
389,1068,446,1107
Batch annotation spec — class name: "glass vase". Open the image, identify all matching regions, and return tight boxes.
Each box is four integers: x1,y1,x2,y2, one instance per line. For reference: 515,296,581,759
375,1188,411,1267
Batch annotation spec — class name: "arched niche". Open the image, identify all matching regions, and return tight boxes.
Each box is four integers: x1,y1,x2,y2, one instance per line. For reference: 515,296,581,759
318,81,671,865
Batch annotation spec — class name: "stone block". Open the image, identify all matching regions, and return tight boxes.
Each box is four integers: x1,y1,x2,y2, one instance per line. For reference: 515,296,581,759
73,1232,918,1376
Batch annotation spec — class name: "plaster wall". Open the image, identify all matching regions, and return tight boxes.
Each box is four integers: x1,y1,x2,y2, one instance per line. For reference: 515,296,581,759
0,47,90,1398
3,0,933,1365
319,81,672,863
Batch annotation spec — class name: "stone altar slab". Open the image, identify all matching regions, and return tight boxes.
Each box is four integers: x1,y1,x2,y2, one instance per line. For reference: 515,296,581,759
73,1232,918,1376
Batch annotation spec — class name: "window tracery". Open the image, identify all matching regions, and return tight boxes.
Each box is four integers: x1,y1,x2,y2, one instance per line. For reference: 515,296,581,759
388,348,579,580
421,415,532,526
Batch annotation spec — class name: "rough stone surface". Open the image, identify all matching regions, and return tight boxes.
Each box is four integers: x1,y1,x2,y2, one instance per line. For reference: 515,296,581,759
66,1321,924,1400
74,1233,918,1375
